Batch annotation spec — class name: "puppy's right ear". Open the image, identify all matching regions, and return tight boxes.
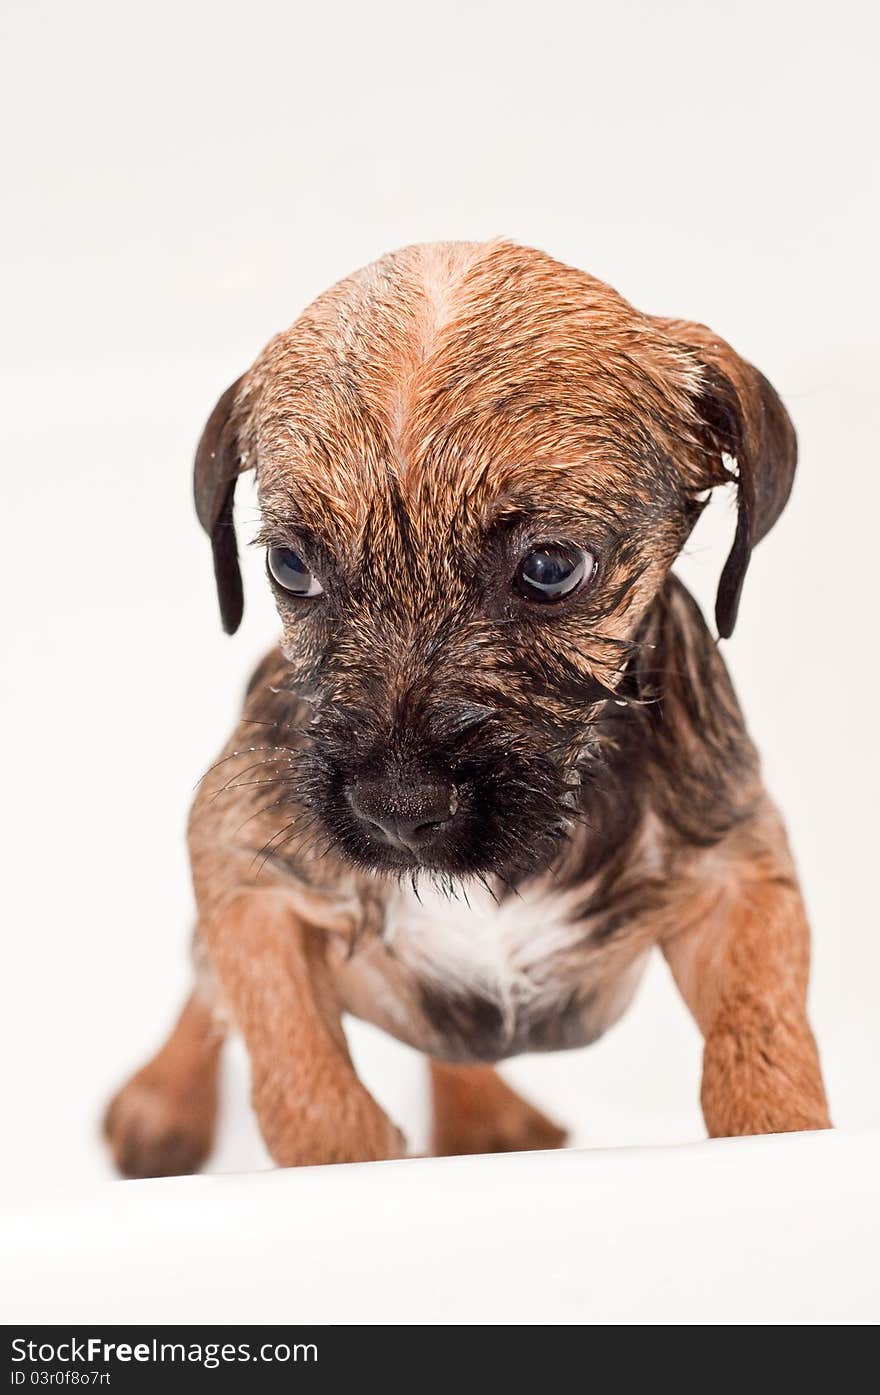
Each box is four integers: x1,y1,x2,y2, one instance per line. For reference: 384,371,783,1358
654,319,797,639
193,376,248,635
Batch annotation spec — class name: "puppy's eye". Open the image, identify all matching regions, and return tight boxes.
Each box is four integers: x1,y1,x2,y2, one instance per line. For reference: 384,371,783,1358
267,546,324,598
515,544,594,602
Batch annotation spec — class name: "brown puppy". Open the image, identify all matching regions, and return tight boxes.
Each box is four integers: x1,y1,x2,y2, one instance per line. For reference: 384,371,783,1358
105,240,830,1177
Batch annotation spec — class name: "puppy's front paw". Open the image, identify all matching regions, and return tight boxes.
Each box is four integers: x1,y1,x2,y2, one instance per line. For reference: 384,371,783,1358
103,1073,215,1179
256,1077,406,1168
431,1064,568,1158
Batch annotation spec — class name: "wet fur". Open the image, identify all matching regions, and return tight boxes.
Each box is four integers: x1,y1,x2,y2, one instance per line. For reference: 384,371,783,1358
105,241,829,1177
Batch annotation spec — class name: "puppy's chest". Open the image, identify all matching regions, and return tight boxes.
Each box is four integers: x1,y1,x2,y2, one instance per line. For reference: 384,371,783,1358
382,880,645,1061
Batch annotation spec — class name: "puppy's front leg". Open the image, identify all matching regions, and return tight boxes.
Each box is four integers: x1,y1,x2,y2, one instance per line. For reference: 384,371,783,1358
663,815,830,1138
430,1061,568,1157
204,888,405,1167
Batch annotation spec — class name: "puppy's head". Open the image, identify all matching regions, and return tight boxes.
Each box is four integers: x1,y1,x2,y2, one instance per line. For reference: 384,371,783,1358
194,241,795,881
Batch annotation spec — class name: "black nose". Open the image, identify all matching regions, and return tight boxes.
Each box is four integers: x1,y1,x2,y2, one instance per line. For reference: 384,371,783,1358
347,771,458,853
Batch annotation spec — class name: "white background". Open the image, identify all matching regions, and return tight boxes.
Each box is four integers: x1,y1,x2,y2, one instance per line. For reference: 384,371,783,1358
1,0,878,1209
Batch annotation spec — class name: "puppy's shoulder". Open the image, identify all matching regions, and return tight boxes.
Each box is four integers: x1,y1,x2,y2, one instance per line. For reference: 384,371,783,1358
243,645,289,702
189,646,367,912
646,576,738,706
642,577,762,844
189,644,309,842
240,646,311,737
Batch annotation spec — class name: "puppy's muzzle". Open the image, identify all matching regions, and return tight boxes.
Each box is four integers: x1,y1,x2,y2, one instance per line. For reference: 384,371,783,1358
346,765,459,856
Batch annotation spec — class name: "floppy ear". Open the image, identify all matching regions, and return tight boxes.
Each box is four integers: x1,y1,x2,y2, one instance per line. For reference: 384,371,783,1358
193,376,248,635
656,319,797,639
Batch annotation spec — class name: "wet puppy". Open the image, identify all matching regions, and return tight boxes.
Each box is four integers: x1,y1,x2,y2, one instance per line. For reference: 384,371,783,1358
105,240,830,1176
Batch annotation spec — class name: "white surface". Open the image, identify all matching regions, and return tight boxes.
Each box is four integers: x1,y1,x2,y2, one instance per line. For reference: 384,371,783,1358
1,0,878,1325
3,1131,879,1325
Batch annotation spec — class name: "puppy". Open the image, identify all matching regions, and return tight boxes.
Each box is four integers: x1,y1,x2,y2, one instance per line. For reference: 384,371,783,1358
105,240,830,1176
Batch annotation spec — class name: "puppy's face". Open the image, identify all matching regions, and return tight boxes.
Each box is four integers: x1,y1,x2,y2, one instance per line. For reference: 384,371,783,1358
196,242,796,881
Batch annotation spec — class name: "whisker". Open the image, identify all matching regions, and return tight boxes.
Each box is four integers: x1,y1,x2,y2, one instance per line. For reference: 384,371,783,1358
232,799,291,837
207,758,297,803
250,820,302,874
195,745,293,789
218,775,299,795
471,871,497,903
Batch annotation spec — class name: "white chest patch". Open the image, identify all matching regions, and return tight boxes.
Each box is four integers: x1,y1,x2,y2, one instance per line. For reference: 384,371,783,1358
384,879,596,1035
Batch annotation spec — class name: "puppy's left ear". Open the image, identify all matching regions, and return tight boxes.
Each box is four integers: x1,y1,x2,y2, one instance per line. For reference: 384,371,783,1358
656,318,797,639
193,376,249,635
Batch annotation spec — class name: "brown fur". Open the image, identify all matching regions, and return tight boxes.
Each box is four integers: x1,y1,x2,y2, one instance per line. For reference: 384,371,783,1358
105,241,829,1177
104,990,222,1177
430,1062,567,1156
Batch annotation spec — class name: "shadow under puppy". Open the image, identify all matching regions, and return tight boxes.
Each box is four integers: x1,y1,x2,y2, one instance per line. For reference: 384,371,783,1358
105,240,830,1176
